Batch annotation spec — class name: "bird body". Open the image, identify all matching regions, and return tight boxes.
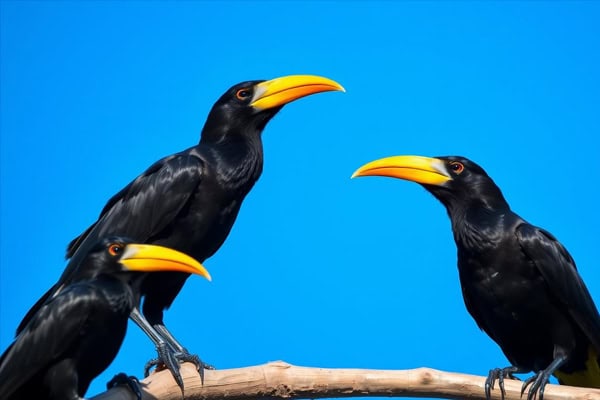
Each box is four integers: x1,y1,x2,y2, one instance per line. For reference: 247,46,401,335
0,238,210,400
1,278,133,400
353,155,600,398
67,143,259,322
455,210,597,381
16,75,344,387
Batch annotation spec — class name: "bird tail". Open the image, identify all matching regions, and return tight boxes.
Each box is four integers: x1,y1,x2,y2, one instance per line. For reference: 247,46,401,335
554,346,600,388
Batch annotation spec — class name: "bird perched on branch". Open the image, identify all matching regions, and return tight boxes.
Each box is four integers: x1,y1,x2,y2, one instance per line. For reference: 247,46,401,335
352,155,600,400
0,237,211,400
16,75,344,389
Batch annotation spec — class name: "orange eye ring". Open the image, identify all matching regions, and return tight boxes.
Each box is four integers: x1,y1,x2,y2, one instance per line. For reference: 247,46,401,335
449,161,464,174
236,88,251,100
108,243,123,256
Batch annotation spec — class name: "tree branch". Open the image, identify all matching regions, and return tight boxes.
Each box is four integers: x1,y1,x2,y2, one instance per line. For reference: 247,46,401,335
91,361,600,400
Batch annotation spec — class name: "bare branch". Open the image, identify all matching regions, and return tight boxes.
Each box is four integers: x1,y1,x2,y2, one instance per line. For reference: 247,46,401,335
91,361,600,400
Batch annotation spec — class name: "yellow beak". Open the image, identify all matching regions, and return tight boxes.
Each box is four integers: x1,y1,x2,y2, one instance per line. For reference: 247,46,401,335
250,75,345,110
352,155,451,186
119,244,211,281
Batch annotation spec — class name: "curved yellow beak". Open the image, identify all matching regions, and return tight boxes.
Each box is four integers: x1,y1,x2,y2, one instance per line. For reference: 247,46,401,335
250,75,345,110
352,155,451,186
119,244,211,281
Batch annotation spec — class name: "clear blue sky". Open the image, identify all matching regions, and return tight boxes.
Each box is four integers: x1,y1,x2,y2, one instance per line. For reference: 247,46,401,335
1,2,599,398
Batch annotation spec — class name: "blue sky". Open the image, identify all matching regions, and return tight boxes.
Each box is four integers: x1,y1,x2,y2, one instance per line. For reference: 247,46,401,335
1,2,599,398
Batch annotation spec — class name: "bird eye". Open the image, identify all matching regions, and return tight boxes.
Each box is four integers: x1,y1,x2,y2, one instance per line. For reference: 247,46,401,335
108,243,123,256
449,162,464,174
236,88,252,100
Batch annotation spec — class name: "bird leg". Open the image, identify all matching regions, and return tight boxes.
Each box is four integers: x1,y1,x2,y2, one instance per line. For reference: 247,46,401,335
153,323,186,353
153,323,215,384
485,365,527,400
521,355,567,400
129,308,185,392
106,373,142,400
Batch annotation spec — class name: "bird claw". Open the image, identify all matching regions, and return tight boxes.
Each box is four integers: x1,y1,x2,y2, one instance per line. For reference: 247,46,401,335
106,372,142,400
485,366,522,400
485,369,498,400
521,371,550,400
173,350,215,384
144,342,184,392
143,357,162,377
143,343,214,392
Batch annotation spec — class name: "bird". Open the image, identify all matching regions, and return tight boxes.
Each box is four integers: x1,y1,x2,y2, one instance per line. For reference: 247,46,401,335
0,237,211,400
352,155,600,400
16,75,344,389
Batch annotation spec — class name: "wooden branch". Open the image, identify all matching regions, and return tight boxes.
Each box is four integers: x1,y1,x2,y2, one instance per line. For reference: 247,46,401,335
91,361,600,400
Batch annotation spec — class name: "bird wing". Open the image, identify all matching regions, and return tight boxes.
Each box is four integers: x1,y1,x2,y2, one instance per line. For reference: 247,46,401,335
0,284,104,398
15,285,57,335
15,152,205,335
516,223,600,352
66,152,205,259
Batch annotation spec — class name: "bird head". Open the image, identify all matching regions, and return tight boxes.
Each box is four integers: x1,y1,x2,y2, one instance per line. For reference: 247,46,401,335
82,237,212,282
201,75,345,141
352,155,509,215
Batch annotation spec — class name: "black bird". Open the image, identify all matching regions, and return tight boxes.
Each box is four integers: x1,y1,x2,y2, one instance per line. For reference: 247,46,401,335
352,155,600,399
17,75,344,388
0,237,211,400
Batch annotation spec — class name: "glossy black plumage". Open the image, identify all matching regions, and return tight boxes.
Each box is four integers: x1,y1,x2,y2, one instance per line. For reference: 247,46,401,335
2,281,132,400
16,75,343,388
0,238,206,400
353,155,600,399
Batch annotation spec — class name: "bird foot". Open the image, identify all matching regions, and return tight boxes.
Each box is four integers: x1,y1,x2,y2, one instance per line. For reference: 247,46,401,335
485,366,522,400
174,349,215,384
521,370,552,400
144,342,184,392
106,373,142,400
143,344,214,392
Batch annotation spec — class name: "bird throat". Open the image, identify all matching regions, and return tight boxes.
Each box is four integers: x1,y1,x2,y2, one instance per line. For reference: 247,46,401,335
451,206,505,251
214,134,264,193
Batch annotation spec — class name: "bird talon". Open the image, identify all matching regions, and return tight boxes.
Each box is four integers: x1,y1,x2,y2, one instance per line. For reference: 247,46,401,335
485,369,498,400
507,372,521,381
525,371,551,400
173,350,214,384
498,367,512,400
106,372,142,400
143,343,185,392
498,371,506,399
486,366,520,400
143,358,163,377
521,375,536,398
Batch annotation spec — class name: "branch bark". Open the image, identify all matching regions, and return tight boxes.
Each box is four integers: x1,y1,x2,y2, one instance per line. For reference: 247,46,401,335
91,361,600,400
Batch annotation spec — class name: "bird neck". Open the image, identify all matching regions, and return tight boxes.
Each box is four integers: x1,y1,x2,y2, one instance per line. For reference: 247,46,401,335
427,179,511,250
200,127,264,193
199,107,272,147
444,197,512,251
96,275,136,314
